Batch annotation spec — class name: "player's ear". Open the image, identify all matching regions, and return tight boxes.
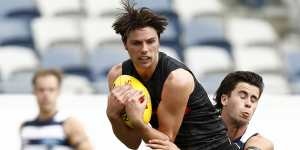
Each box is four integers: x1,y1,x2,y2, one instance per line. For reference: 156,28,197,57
221,94,228,106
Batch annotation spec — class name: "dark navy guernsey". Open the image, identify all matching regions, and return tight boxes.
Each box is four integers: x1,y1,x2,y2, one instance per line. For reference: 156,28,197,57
20,112,73,150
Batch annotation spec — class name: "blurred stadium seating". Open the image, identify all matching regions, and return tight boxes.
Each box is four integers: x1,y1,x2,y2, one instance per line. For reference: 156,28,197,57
0,0,299,95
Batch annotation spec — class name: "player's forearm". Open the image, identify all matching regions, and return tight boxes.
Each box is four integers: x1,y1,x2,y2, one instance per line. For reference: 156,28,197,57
109,116,142,149
134,123,170,144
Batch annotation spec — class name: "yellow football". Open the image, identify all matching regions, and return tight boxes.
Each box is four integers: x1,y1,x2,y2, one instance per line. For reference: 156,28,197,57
113,75,152,128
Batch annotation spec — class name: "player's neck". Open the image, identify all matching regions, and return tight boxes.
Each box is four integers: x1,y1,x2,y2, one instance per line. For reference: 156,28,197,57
222,112,248,141
227,123,247,141
38,109,57,121
135,63,157,81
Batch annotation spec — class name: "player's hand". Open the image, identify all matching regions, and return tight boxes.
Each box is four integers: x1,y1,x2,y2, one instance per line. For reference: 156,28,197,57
146,139,180,150
124,89,146,128
106,85,132,119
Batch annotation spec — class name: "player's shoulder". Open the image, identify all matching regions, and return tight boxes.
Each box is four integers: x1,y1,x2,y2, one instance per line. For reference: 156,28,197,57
168,69,193,84
165,68,194,91
249,134,273,144
107,63,122,80
63,116,84,134
20,119,36,128
64,117,80,126
246,134,274,150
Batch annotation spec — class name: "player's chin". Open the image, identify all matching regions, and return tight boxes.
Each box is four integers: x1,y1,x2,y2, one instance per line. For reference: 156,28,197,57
239,118,250,125
138,61,152,69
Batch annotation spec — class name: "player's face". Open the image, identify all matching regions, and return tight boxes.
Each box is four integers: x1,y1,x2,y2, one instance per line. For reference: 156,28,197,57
124,26,160,72
34,75,60,114
222,82,260,126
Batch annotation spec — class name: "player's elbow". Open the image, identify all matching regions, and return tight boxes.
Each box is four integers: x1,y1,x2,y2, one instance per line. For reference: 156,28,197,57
265,140,274,150
166,133,176,142
119,136,141,150
125,142,140,150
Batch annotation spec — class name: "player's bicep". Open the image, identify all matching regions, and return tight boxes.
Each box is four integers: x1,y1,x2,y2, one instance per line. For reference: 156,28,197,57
157,69,194,141
157,100,185,142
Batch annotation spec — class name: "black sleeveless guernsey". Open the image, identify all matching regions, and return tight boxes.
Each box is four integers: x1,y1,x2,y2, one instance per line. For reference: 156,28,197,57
122,52,231,150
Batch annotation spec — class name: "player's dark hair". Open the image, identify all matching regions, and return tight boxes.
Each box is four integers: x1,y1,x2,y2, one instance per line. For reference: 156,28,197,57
112,0,168,43
214,71,264,111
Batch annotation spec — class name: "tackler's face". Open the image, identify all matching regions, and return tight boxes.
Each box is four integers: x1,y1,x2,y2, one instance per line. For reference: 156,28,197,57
124,26,160,71
222,82,260,126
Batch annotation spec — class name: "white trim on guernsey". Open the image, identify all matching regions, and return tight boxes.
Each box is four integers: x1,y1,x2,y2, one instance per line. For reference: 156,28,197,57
23,145,72,150
21,125,66,139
